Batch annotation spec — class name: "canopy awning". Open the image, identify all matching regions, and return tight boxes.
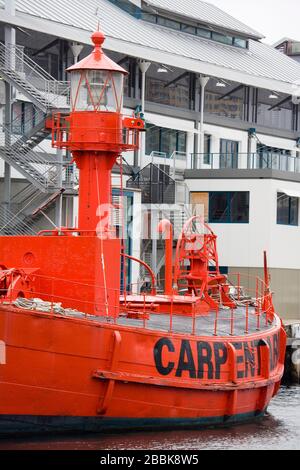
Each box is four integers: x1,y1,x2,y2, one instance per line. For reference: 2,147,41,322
278,188,300,198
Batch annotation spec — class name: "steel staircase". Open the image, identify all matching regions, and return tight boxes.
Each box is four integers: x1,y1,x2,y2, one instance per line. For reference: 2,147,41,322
0,43,70,113
10,111,52,155
0,123,59,192
0,203,36,236
0,42,70,190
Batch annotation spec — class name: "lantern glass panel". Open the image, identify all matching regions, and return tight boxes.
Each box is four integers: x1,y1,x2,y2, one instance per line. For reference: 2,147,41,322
70,71,82,111
71,70,124,112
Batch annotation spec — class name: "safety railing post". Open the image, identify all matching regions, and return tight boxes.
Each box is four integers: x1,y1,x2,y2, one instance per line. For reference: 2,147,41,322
230,308,234,336
192,301,196,336
256,294,261,331
10,272,13,304
255,277,259,315
114,289,118,324
143,293,146,329
245,302,249,334
265,304,269,327
169,289,173,333
51,277,54,315
237,273,240,301
214,307,219,336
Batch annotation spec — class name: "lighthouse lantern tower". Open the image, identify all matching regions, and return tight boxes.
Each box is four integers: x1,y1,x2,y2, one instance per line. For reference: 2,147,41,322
53,29,144,233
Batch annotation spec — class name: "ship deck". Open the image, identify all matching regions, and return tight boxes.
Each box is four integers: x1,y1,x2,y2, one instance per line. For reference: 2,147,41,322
111,306,274,337
5,300,276,338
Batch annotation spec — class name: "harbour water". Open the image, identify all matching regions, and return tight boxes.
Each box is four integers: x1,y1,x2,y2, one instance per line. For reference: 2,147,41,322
0,386,299,451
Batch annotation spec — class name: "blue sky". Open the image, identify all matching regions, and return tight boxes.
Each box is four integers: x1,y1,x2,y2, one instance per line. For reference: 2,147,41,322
207,0,299,44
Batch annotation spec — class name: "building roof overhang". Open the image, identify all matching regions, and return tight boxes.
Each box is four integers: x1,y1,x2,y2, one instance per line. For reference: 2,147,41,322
0,2,300,96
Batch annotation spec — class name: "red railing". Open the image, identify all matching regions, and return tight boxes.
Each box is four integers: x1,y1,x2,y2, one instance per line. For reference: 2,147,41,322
0,271,276,338
51,112,142,152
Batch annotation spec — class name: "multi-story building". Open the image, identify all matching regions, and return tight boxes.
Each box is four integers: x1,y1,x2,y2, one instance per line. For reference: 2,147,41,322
1,0,300,319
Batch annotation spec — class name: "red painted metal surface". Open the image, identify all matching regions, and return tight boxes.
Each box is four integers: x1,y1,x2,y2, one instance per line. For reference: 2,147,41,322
174,216,235,311
0,28,286,434
0,304,286,422
67,30,128,74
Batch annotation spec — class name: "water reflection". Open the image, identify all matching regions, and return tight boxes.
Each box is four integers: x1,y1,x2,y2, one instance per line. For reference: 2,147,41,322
0,386,299,450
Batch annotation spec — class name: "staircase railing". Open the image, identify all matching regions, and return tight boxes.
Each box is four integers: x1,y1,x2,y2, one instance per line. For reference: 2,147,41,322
0,42,70,110
0,123,59,191
10,107,46,136
0,203,37,236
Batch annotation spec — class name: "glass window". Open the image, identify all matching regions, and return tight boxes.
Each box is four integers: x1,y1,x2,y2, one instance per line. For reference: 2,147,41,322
277,193,299,226
204,135,211,165
209,192,229,223
212,32,233,45
197,28,212,39
157,17,181,30
142,13,157,23
205,91,244,120
146,124,160,156
146,126,187,157
220,139,239,168
181,24,197,34
290,42,300,54
256,145,291,170
209,192,249,223
230,192,249,223
146,75,190,109
233,37,248,48
71,70,124,112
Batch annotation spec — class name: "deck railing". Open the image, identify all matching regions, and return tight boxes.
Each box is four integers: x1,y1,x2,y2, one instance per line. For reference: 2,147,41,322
0,269,276,338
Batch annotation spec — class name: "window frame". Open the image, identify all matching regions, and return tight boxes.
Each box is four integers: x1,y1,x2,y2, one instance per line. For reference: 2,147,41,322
140,12,249,49
208,191,250,224
146,125,187,158
277,192,299,226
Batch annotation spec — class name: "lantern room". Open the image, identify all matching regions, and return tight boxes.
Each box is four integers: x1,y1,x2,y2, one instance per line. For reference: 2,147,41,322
52,28,144,153
68,30,127,114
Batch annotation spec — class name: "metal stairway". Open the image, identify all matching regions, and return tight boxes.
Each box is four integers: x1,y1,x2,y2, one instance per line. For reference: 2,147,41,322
0,122,59,192
0,203,36,236
127,163,176,204
0,42,70,191
0,43,70,113
10,111,52,154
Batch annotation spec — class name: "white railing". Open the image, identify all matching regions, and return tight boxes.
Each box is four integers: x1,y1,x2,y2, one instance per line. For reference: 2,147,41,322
149,150,188,171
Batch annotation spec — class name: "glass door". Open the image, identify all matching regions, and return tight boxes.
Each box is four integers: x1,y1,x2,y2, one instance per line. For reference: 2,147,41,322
220,139,239,168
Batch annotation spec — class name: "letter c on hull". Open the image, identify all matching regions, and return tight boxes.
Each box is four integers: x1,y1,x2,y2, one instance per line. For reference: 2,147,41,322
0,341,6,365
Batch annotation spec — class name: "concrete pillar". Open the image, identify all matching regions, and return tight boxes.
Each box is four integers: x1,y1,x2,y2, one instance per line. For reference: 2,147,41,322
198,76,210,156
248,134,257,169
195,76,209,169
5,1,16,47
4,87,12,222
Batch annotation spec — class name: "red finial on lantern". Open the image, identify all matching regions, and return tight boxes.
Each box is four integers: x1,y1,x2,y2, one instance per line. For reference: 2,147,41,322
91,29,105,49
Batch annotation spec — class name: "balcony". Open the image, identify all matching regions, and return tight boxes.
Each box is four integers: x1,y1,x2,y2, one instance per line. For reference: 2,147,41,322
190,153,300,173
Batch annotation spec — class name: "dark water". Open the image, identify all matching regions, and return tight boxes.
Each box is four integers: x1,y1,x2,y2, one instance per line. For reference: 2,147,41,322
0,386,299,450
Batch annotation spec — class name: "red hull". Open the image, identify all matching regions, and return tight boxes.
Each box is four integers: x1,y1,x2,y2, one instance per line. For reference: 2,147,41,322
0,305,286,435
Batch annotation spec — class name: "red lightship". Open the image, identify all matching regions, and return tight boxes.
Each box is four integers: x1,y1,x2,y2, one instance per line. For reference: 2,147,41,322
0,29,286,436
